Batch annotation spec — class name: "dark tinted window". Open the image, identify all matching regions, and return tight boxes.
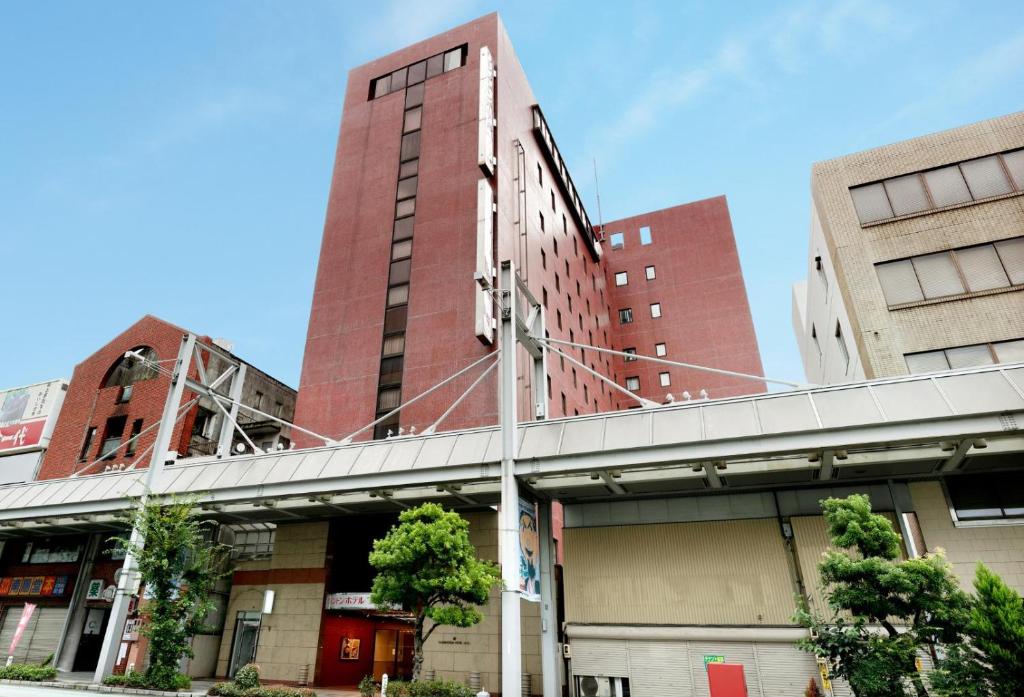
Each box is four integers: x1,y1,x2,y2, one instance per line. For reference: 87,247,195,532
948,472,1024,520
400,131,420,162
426,54,443,78
407,61,426,85
384,306,408,334
394,217,414,241
405,82,424,108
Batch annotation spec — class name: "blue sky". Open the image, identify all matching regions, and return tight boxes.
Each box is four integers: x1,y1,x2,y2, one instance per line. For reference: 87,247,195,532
2,1,1022,391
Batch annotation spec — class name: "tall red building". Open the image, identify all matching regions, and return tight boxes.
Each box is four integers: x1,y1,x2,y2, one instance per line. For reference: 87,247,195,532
293,13,763,444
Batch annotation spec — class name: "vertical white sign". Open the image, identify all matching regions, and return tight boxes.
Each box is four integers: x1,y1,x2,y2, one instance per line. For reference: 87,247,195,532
478,46,495,174
475,179,495,344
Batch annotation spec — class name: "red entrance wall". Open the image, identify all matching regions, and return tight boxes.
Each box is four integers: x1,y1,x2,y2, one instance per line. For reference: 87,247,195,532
319,615,376,687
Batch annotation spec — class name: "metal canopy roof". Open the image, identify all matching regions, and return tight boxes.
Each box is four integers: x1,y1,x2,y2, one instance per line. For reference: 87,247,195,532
1,364,1021,536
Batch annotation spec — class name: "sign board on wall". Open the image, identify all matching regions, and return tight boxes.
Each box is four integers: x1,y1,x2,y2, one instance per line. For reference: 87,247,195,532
477,46,496,175
324,592,376,611
475,179,495,344
0,379,67,454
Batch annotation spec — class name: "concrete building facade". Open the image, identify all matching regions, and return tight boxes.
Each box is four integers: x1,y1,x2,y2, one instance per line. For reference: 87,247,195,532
793,112,1024,384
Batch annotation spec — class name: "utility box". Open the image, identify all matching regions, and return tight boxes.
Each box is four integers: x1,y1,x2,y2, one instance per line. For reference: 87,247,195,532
708,663,748,697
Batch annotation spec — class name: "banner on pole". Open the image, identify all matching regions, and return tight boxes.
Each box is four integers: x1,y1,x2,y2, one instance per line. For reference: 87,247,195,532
7,602,36,659
518,498,541,601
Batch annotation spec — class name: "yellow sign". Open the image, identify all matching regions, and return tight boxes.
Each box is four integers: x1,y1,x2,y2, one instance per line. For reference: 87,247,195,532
817,659,833,692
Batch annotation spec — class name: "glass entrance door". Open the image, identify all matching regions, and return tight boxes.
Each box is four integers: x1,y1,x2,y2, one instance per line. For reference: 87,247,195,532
372,628,414,681
228,611,261,678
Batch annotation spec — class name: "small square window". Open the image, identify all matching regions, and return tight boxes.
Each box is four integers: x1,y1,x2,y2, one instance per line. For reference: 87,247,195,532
615,272,628,286
618,308,633,324
403,107,422,133
387,284,409,307
396,197,415,218
407,61,426,85
405,82,424,108
426,54,444,79
443,47,463,72
400,131,421,162
639,226,652,245
659,372,671,387
650,303,662,318
645,265,656,280
393,217,414,241
396,176,417,200
609,232,624,249
390,67,408,91
624,348,637,362
625,377,640,391
372,75,391,99
399,159,418,179
655,342,667,357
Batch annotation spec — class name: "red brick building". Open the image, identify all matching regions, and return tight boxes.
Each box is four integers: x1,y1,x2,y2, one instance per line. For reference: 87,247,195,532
38,315,295,480
293,13,763,445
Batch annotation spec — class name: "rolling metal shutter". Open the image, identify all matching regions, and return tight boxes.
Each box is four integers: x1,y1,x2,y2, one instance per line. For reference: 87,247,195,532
753,642,819,695
0,606,68,663
627,642,691,697
571,639,629,677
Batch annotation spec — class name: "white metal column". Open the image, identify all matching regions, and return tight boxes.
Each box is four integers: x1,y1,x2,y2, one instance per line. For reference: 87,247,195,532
538,499,560,696
93,333,197,683
217,362,247,457
499,261,523,697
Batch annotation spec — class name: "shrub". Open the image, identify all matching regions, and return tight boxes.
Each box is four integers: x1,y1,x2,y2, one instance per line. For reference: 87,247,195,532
0,663,58,681
384,680,475,697
804,678,823,697
358,675,377,697
234,664,261,689
207,685,316,697
103,671,191,690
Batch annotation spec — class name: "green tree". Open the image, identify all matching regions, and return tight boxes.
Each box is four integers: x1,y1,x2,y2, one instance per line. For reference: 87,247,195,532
369,503,501,681
116,497,231,690
796,494,970,697
930,563,1024,697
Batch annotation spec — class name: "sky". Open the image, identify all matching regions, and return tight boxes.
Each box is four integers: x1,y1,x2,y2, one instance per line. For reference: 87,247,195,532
2,0,1023,391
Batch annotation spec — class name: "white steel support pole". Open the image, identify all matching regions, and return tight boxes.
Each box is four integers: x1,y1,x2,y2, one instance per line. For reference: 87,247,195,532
217,362,247,457
499,261,523,697
538,499,560,696
94,333,197,683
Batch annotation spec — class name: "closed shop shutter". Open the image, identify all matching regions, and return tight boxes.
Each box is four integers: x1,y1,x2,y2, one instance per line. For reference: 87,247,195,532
688,641,761,697
753,642,818,695
571,639,629,677
627,641,691,697
0,606,68,663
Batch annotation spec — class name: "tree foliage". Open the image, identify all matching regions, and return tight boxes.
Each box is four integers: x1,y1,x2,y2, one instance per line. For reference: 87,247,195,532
796,494,970,697
930,563,1024,697
115,497,231,690
369,503,501,681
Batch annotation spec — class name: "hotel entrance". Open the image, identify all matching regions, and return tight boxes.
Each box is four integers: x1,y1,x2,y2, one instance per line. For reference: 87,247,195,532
372,627,414,681
320,611,414,686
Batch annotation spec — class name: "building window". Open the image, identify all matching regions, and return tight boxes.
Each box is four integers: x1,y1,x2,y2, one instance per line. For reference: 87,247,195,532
814,255,828,293
811,324,820,355
572,368,577,387
650,303,662,318
254,391,264,410
562,214,567,234
403,107,422,133
905,338,1023,373
655,342,667,357
644,265,656,280
553,238,559,256
125,419,143,457
400,131,421,162
850,148,1024,225
639,226,652,245
387,284,409,307
625,376,640,391
556,310,562,330
540,249,546,269
542,287,548,308
659,372,671,387
835,321,849,371
618,308,633,324
116,384,133,403
551,190,556,212
615,271,628,286
609,232,624,249
947,472,1024,521
555,273,560,291
382,333,406,357
103,346,158,388
377,387,401,412
537,163,542,185
539,211,545,232
560,392,567,415
875,236,1023,306
99,415,127,460
79,426,97,462
624,347,637,362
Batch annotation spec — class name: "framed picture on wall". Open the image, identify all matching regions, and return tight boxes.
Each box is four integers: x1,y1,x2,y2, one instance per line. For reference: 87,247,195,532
340,637,361,660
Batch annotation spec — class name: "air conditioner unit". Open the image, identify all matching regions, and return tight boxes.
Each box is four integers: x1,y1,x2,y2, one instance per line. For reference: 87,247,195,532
575,676,628,697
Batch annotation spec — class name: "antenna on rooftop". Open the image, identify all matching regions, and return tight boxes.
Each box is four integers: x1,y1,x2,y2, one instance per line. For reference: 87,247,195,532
593,158,605,235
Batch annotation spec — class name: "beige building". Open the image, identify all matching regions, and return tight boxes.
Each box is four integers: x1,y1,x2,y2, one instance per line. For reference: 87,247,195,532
793,111,1024,384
